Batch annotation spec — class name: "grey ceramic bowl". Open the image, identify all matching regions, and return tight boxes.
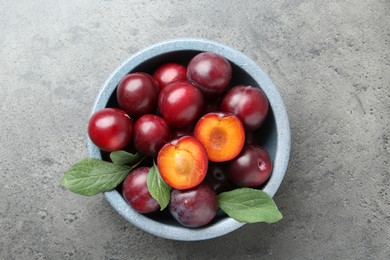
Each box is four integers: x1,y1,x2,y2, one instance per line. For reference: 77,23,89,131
87,38,291,241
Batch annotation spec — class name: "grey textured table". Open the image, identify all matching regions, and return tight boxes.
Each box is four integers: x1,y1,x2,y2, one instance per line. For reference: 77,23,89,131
1,1,389,259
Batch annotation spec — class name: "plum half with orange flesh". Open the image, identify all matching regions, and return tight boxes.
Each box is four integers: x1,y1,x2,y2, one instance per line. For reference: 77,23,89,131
194,112,245,162
157,136,208,190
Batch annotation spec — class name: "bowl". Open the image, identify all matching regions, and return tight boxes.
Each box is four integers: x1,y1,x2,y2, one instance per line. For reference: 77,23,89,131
87,38,291,241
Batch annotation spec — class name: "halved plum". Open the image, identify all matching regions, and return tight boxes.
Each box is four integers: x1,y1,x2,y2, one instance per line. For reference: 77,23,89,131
157,136,208,190
194,112,245,162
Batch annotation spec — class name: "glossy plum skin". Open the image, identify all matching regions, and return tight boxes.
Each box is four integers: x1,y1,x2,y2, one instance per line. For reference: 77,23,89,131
226,145,273,187
187,52,232,96
221,85,269,130
88,108,132,152
133,114,171,156
122,167,160,214
169,182,218,228
153,63,187,89
158,81,204,128
117,72,159,117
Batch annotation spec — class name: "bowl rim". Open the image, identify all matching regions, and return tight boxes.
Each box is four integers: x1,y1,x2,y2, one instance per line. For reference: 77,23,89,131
87,38,291,241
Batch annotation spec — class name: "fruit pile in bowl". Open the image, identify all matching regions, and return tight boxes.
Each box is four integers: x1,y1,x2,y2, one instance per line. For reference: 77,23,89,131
60,39,291,241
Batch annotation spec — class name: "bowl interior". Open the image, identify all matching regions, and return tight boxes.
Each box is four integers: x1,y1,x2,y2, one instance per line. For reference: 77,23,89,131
102,50,277,226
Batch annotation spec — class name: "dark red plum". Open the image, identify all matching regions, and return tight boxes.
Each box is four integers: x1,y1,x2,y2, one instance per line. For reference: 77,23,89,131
133,114,171,156
187,52,232,96
169,182,218,228
226,145,272,187
221,85,269,130
158,81,204,128
117,72,159,117
88,108,133,152
153,63,187,89
122,167,160,214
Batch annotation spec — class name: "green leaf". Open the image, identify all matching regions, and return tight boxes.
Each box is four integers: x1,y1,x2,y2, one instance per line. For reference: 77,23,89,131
147,163,172,210
218,188,283,223
110,150,143,165
60,158,131,196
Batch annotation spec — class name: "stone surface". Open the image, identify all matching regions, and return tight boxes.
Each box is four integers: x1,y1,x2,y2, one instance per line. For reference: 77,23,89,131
0,0,389,259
